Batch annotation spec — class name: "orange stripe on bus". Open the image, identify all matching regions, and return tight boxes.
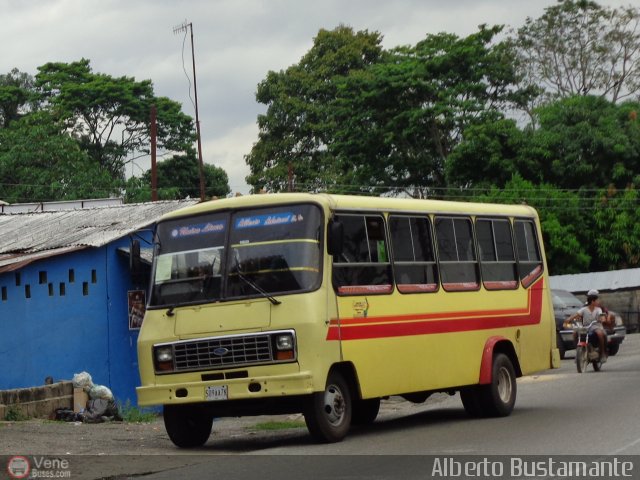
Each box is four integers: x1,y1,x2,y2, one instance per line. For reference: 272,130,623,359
326,278,544,341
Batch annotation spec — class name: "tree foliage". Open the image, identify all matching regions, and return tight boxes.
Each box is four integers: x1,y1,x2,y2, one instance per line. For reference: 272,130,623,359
525,96,640,189
246,25,531,197
245,26,385,192
0,112,117,202
0,59,229,204
124,155,230,203
0,68,36,128
593,182,640,269
513,0,640,103
35,59,195,180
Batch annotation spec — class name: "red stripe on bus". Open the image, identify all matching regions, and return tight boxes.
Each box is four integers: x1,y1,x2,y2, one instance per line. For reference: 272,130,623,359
326,278,544,341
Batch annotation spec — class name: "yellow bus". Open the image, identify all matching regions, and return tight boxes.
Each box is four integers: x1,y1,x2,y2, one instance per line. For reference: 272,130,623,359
136,193,559,447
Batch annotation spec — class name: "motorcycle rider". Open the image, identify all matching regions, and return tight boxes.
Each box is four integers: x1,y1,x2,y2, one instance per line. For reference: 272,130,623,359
563,289,608,363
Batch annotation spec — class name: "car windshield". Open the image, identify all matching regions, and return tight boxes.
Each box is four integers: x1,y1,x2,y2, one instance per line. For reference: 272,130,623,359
552,290,584,309
150,204,323,307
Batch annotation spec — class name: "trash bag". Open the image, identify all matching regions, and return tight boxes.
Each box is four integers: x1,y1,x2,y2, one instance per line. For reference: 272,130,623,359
67,371,121,422
81,398,123,423
55,408,81,422
72,371,93,392
88,385,114,400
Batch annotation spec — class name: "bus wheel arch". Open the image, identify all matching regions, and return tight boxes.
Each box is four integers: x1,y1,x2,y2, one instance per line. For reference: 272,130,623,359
478,337,522,385
332,362,381,426
304,364,354,443
462,337,520,418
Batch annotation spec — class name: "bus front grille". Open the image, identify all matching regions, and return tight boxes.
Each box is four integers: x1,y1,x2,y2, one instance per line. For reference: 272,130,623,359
173,334,273,371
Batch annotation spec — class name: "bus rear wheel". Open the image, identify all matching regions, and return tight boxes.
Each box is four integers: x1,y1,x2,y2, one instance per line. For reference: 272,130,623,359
461,353,517,418
304,371,352,443
164,404,214,448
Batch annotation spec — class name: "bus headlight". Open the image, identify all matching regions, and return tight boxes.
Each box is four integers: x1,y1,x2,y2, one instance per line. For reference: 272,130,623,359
154,346,174,372
275,334,293,350
274,333,295,360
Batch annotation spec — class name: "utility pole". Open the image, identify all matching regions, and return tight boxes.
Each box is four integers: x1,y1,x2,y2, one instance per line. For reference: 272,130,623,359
173,21,206,201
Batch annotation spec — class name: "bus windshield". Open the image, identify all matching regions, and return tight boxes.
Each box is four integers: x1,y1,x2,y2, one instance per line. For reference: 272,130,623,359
150,204,323,307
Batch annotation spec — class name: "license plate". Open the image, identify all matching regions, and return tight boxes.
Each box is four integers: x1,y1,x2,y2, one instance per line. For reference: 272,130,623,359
205,385,228,401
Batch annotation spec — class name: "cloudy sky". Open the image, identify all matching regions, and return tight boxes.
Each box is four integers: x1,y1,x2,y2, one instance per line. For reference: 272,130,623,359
2,0,631,194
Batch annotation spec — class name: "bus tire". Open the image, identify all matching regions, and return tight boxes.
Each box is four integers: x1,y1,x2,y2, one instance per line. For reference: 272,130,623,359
478,353,517,417
351,397,380,426
460,387,483,417
304,371,352,443
163,404,214,448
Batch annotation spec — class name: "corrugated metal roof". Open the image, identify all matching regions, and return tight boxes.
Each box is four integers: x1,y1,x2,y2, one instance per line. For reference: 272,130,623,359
0,200,197,271
549,268,640,293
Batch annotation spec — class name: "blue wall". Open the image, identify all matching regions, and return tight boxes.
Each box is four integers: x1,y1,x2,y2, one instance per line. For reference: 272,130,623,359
0,234,151,406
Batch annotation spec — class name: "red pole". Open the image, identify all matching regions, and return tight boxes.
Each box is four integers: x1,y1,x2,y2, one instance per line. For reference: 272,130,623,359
150,105,158,202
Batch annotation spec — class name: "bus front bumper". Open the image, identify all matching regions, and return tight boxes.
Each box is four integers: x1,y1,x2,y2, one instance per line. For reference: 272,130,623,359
137,371,315,407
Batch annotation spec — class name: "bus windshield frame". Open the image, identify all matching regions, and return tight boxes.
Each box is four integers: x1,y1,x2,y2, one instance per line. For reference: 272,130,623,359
149,203,324,308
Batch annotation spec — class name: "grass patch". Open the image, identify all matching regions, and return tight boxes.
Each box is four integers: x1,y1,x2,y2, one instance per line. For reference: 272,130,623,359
249,420,306,431
4,405,29,421
119,400,157,423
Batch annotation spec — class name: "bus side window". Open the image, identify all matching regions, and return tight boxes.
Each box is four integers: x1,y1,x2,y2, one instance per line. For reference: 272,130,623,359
332,214,393,295
389,215,438,294
435,216,479,291
514,219,543,288
476,218,518,290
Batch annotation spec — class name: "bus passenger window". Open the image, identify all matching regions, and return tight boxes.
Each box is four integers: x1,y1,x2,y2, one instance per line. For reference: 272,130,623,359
476,218,518,290
435,217,479,291
389,216,438,293
333,214,392,295
514,220,543,288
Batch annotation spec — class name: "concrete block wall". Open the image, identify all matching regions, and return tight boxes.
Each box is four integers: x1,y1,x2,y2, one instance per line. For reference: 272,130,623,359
0,381,73,419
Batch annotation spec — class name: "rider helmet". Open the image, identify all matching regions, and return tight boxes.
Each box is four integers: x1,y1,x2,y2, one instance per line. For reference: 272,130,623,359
587,289,599,297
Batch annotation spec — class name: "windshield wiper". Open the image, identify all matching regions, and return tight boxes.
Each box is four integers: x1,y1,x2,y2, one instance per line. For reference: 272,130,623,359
234,255,281,305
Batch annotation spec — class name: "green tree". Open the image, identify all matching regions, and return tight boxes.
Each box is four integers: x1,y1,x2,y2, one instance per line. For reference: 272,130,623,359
330,25,528,197
245,26,385,192
525,96,640,189
593,182,640,269
246,25,530,197
125,155,230,203
35,59,195,181
0,112,117,202
513,0,640,103
445,117,526,188
0,68,36,128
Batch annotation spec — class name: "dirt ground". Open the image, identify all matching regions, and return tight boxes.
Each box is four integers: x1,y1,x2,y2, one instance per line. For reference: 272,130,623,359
0,413,309,479
0,396,447,479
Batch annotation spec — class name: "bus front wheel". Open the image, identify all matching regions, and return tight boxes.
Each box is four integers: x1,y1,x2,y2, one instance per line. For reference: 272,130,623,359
351,397,380,426
304,371,352,443
164,404,214,448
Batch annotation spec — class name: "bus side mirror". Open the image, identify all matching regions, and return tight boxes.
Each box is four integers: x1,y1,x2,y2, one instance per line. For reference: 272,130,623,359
327,220,344,257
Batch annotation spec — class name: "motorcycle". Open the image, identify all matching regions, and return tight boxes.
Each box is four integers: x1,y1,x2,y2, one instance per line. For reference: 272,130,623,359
573,319,606,373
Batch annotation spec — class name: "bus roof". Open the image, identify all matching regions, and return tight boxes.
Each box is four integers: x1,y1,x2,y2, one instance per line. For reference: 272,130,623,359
159,193,539,221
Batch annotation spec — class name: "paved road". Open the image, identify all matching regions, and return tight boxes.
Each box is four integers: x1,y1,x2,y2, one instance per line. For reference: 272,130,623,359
142,333,640,478
4,334,639,479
